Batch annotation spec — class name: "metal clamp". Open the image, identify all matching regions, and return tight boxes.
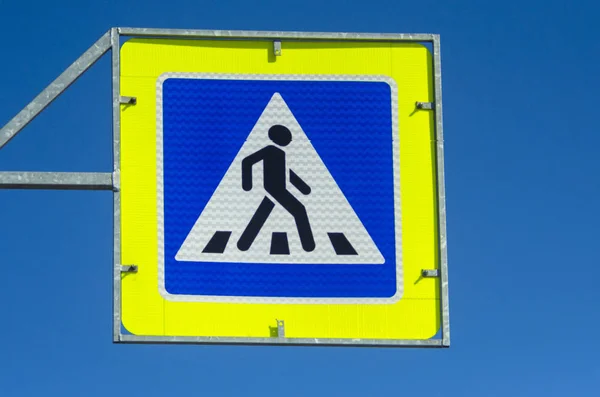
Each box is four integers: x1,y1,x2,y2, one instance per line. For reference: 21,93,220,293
120,265,138,273
273,40,282,56
416,101,434,110
421,269,439,278
112,170,120,192
276,319,285,337
119,96,137,105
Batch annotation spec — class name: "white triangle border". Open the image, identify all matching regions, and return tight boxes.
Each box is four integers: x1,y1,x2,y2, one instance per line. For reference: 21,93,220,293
174,91,385,265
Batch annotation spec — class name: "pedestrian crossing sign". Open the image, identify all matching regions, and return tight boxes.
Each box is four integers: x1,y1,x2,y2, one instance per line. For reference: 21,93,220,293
119,34,447,346
161,75,398,303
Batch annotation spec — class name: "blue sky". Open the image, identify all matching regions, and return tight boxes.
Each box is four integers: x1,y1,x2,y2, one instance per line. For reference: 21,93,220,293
1,0,599,396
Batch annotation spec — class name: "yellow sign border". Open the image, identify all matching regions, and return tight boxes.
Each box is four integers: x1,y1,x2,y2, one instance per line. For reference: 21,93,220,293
120,38,440,340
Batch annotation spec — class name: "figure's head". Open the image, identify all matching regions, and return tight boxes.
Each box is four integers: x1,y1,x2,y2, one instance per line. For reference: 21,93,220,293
268,125,292,146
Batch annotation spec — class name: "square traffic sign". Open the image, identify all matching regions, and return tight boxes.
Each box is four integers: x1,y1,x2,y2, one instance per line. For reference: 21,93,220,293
120,37,442,343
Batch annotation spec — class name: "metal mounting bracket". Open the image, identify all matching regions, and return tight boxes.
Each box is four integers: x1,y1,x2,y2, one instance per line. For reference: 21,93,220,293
421,269,440,278
120,265,138,273
273,40,282,56
276,319,285,337
120,96,137,105
416,101,434,110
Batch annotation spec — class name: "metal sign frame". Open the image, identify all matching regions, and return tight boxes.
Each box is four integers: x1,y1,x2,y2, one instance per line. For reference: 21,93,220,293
0,27,450,348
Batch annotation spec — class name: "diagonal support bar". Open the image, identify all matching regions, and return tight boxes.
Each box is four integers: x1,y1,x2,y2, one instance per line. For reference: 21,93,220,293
0,31,112,149
0,172,114,190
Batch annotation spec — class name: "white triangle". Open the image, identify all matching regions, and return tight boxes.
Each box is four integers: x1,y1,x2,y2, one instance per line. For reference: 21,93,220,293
175,93,384,265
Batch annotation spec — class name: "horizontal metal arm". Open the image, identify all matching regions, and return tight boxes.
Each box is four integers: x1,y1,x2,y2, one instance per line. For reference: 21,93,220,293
0,30,112,149
0,172,114,190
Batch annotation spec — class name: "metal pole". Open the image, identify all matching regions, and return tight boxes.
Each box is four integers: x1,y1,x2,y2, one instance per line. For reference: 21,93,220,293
0,172,113,190
432,34,450,347
118,27,435,42
111,27,123,343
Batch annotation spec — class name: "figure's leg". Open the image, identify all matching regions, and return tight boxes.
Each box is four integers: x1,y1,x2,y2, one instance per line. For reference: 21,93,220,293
274,191,315,252
237,197,275,251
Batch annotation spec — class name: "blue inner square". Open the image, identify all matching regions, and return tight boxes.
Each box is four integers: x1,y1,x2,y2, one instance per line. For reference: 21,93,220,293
162,78,397,298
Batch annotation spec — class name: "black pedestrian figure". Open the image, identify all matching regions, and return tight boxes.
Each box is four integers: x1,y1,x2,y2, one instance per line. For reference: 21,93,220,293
237,125,316,252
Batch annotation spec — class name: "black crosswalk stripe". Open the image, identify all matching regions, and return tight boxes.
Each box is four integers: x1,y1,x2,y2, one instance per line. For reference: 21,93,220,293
270,232,290,255
327,232,358,255
202,231,232,253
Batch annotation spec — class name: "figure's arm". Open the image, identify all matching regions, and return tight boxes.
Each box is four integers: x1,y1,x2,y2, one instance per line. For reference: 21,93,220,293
241,148,267,191
290,169,311,195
